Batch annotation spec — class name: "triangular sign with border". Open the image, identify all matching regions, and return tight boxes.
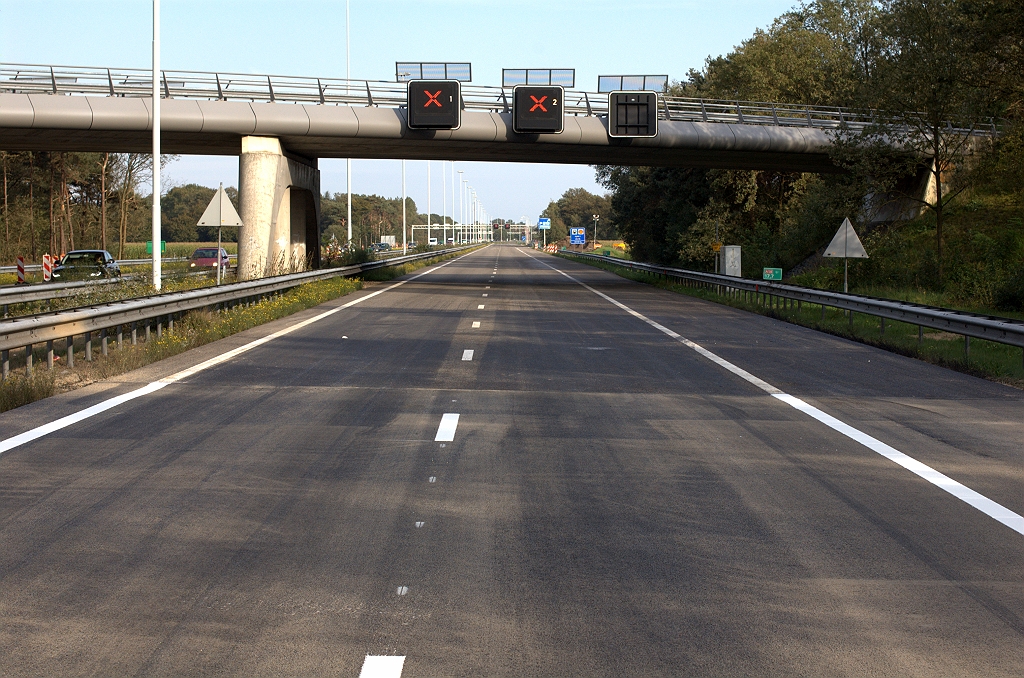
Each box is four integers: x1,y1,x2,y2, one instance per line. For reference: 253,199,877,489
197,186,243,227
823,217,868,259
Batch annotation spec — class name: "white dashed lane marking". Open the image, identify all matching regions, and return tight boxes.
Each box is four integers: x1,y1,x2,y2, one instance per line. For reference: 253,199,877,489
462,350,474,361
434,413,460,442
359,655,405,678
478,304,485,309
472,322,481,328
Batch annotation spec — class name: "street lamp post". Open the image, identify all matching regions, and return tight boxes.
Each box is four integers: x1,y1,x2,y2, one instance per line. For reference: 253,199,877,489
592,214,600,250
402,159,407,254
346,0,352,246
152,0,161,291
457,171,464,242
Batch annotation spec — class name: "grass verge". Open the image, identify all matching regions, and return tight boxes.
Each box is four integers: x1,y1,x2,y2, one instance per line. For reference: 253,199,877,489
560,253,1024,389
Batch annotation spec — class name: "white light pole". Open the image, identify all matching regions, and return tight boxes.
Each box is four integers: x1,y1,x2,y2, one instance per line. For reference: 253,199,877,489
151,0,161,291
402,159,407,254
441,160,447,246
458,171,464,241
346,0,352,246
592,214,600,250
426,161,432,246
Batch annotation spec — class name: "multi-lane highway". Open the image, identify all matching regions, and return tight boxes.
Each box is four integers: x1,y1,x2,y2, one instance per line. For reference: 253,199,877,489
0,244,1021,676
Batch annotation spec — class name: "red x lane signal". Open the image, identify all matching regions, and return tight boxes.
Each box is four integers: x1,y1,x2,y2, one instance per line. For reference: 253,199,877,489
406,80,462,129
513,85,564,134
424,90,442,108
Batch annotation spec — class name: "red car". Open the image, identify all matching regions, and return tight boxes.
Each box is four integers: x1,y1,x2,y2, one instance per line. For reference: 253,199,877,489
189,247,230,272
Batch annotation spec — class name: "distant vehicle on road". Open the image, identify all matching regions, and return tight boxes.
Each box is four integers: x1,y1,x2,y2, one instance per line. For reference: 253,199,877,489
189,247,230,272
51,250,121,280
370,242,392,252
428,237,438,246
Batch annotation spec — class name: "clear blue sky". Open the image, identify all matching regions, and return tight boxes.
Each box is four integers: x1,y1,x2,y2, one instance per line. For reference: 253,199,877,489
0,0,795,221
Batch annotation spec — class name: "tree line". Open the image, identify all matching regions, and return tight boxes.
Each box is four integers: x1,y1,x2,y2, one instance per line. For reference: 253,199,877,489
539,188,615,243
0,149,456,262
596,0,1023,292
0,151,170,261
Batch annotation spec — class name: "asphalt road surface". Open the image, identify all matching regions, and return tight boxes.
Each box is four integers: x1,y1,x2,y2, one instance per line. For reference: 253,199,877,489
0,244,1021,677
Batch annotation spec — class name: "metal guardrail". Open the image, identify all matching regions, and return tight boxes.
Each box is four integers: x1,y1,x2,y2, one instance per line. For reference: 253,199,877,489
0,63,1001,135
565,251,1024,356
0,277,123,308
0,245,475,377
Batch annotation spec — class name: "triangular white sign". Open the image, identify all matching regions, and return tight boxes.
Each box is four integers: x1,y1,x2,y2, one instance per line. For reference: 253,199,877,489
823,217,868,259
197,185,243,227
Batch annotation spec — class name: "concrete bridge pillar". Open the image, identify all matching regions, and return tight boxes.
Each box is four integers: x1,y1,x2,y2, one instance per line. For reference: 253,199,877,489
238,136,321,280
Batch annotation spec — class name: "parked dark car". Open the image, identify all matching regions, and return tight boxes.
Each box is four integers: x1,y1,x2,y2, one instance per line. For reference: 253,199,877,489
189,247,230,272
51,250,121,280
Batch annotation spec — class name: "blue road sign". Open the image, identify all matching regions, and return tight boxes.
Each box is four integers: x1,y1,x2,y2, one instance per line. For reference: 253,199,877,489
521,235,526,242
538,218,551,230
569,227,586,245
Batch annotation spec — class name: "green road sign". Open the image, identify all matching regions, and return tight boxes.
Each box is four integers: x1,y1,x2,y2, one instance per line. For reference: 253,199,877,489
146,241,166,254
762,267,782,281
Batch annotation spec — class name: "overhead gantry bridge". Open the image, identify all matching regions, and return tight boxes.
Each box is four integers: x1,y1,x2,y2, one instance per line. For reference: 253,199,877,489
0,63,866,170
0,63,969,279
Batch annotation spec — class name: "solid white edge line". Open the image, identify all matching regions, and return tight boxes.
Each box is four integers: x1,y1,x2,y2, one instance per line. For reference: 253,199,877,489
358,655,406,678
434,413,460,441
523,249,1024,536
0,381,168,455
0,248,487,457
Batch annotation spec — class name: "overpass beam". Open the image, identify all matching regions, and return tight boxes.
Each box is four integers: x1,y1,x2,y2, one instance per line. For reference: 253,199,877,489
238,136,321,280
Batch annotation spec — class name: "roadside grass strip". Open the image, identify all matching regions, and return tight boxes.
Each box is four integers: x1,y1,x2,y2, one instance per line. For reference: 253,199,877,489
0,248,485,454
528,250,1024,537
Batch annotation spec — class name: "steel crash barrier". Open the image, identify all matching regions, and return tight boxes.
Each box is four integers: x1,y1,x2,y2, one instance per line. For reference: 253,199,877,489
0,246,475,378
564,251,1024,365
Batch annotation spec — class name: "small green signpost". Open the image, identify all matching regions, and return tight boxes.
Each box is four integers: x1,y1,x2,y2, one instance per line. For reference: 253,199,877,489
762,267,782,281
146,240,166,254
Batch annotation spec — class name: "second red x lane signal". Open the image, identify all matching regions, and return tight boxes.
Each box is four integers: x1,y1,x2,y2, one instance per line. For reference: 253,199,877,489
513,85,564,134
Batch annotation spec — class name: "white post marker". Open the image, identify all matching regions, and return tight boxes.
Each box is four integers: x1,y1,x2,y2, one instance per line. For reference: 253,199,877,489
358,655,405,678
151,0,161,291
823,217,868,293
196,183,243,285
434,413,460,442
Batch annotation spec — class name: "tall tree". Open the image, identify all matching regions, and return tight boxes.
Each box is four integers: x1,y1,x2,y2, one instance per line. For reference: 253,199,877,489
851,0,994,281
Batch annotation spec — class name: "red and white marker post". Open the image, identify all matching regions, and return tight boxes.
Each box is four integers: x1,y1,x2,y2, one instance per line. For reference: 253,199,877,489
42,254,53,282
15,256,26,284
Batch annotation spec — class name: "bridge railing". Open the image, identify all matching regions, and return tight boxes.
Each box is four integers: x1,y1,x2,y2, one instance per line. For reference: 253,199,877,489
4,62,998,135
